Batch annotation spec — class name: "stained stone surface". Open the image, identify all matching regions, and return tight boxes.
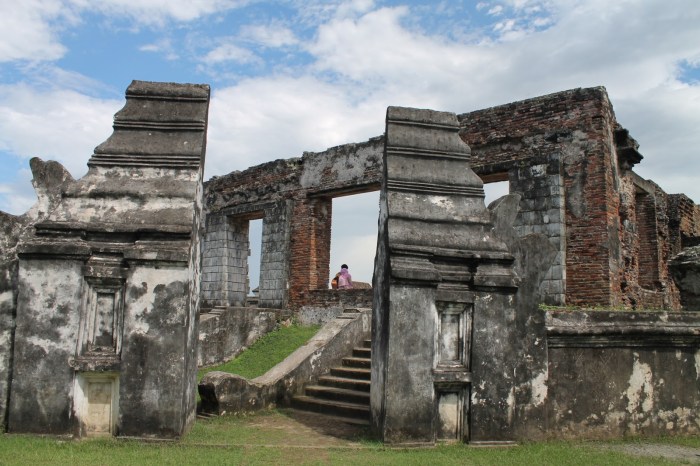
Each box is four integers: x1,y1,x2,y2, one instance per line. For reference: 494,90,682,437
371,106,519,445
7,81,210,438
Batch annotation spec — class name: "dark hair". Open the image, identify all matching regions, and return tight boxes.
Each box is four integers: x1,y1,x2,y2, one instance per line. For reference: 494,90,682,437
341,264,348,269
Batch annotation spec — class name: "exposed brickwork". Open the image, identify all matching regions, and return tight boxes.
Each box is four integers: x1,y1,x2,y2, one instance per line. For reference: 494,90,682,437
203,137,383,310
669,194,700,248
202,88,699,312
459,87,699,310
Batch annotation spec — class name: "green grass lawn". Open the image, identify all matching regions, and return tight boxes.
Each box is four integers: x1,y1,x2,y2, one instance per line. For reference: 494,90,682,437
198,323,321,381
1,410,697,466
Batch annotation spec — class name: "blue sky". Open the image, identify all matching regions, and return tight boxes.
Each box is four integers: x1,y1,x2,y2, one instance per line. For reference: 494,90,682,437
1,0,700,286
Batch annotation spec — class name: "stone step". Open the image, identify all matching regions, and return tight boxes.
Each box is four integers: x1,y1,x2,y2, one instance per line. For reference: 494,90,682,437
352,347,371,358
342,356,371,368
363,339,371,348
330,366,371,380
292,395,370,420
317,375,371,392
304,385,370,405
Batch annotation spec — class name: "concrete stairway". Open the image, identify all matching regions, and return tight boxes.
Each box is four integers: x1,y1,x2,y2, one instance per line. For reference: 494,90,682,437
291,339,371,425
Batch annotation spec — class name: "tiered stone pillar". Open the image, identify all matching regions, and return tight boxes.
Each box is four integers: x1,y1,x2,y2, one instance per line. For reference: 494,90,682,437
371,107,519,444
8,81,209,438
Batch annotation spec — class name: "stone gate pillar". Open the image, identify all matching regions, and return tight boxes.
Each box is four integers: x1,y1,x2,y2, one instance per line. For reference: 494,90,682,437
370,107,519,444
8,81,209,438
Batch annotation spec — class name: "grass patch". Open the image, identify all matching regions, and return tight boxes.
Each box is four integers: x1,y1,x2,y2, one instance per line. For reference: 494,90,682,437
1,411,695,466
198,323,320,381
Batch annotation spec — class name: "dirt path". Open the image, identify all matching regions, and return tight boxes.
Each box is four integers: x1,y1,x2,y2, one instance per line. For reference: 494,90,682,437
246,410,369,447
198,409,700,463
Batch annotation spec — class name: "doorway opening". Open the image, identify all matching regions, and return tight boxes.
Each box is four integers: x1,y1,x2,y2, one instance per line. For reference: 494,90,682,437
248,218,263,299
329,191,380,289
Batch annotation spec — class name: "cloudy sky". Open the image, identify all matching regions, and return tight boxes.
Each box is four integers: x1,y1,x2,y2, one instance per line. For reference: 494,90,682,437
1,0,699,287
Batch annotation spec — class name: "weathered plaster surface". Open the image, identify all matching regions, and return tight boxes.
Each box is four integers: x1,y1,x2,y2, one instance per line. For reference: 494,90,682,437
9,260,83,434
544,311,700,438
6,81,209,438
372,107,519,445
0,158,74,430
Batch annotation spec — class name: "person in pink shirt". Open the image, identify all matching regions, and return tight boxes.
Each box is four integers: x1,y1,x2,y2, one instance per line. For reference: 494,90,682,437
336,264,353,289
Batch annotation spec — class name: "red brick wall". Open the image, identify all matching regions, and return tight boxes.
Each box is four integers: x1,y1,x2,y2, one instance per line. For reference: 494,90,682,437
460,87,621,307
460,87,697,310
204,138,383,311
288,197,333,307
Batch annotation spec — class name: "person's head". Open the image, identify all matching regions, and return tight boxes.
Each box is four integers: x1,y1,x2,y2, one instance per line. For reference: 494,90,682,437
341,264,348,270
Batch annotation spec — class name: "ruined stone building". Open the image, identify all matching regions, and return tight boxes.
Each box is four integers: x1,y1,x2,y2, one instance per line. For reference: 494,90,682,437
1,82,208,437
201,87,700,313
460,87,700,310
1,82,698,443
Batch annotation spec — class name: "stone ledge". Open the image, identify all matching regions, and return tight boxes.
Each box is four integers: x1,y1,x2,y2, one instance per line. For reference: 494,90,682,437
546,310,700,347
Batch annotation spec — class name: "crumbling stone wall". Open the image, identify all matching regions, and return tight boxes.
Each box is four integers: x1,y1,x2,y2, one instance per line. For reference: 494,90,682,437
669,194,700,249
202,137,383,310
0,159,75,431
4,81,209,438
459,87,700,310
202,87,697,313
542,310,700,439
371,107,522,444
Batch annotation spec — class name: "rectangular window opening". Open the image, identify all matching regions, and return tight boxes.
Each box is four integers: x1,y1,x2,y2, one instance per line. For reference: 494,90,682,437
329,191,380,289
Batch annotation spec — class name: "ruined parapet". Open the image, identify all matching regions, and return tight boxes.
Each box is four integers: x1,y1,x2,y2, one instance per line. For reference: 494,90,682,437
544,310,700,438
8,81,209,438
0,158,75,431
460,88,695,311
371,107,519,444
201,136,383,311
670,246,700,310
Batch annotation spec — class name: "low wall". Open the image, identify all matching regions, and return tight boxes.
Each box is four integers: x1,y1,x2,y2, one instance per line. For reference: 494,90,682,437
297,289,373,325
198,308,370,415
198,307,280,367
541,310,700,439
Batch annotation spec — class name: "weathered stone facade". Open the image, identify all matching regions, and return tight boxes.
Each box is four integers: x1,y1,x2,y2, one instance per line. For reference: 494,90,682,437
0,158,75,432
2,82,698,444
202,137,382,310
201,87,699,313
193,87,699,442
2,81,209,437
541,310,700,439
458,87,700,310
370,107,522,444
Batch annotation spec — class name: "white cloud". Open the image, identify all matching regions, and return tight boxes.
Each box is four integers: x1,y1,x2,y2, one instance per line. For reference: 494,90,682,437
202,42,259,64
240,23,299,48
205,75,384,178
72,0,246,26
330,191,380,285
0,83,121,178
139,38,179,60
0,169,37,216
616,84,700,198
0,0,77,62
2,0,700,218
307,5,500,99
0,0,247,64
488,5,504,16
